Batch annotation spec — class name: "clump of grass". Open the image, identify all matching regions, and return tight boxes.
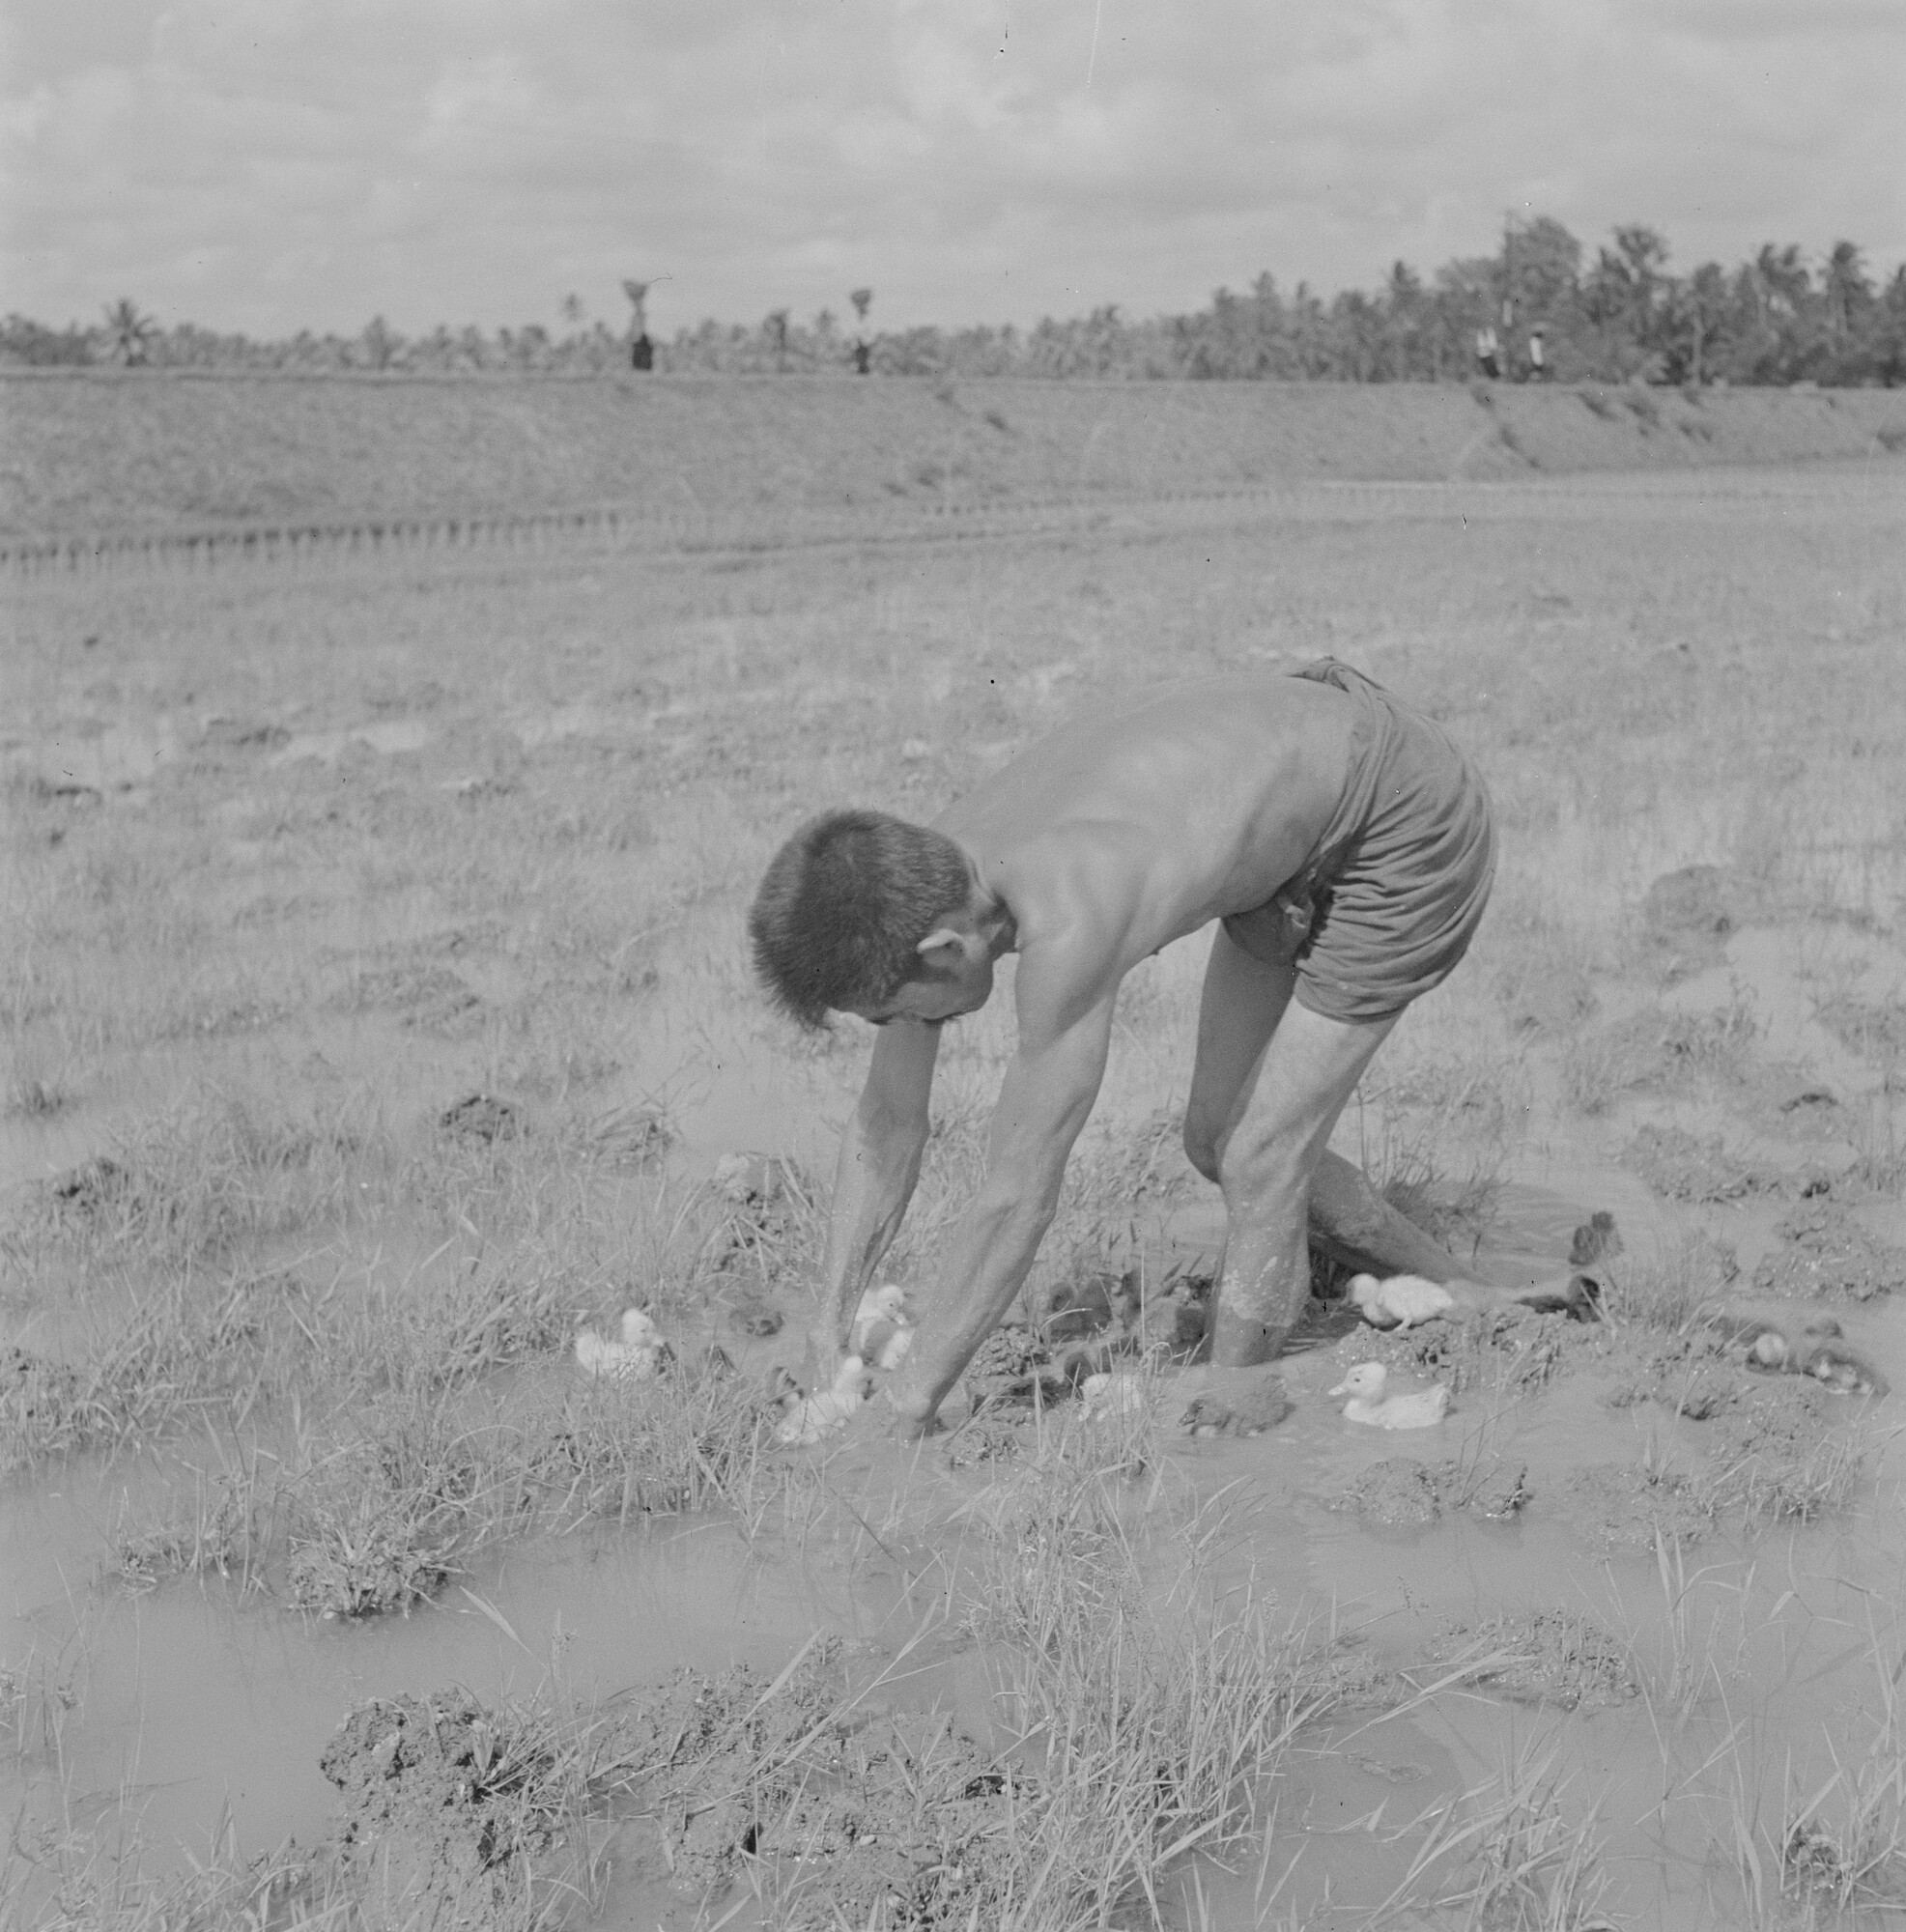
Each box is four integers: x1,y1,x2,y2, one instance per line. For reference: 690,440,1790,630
285,1418,483,1617
1778,1622,1906,1919
1845,1095,1906,1198
118,1459,263,1593
958,1436,1336,1923
1351,1051,1517,1263
15,1087,376,1262
0,1818,328,1932
1707,1418,1872,1527
118,1356,779,1616
1377,1736,1614,1930
1813,993,1906,1070
1562,994,1759,1115
0,1634,86,1769
2,1260,298,1469
1603,1231,1739,1332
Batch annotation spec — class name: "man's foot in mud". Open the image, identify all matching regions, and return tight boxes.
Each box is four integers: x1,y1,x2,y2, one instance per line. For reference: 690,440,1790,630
1174,1363,1294,1437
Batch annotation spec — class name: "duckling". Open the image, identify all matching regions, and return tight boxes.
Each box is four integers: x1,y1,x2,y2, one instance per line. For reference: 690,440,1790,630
1750,1329,1789,1370
1799,1340,1890,1398
850,1283,915,1373
773,1356,872,1445
574,1307,669,1382
1348,1272,1457,1332
1326,1361,1452,1430
1079,1371,1149,1421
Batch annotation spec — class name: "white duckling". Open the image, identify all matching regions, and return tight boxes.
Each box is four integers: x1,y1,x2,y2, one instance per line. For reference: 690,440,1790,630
851,1283,915,1373
575,1307,669,1382
1079,1371,1149,1421
1348,1272,1456,1332
1327,1361,1452,1430
774,1356,872,1446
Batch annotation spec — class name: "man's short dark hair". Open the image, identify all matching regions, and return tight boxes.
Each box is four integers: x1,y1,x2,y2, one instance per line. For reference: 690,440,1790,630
749,810,971,1029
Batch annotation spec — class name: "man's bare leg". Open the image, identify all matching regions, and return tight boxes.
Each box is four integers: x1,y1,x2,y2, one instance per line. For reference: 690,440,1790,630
1185,926,1464,1273
1182,927,1591,1347
1178,928,1404,1430
1205,998,1398,1361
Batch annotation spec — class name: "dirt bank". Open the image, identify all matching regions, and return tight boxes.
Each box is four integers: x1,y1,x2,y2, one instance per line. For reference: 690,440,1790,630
3,369,1901,542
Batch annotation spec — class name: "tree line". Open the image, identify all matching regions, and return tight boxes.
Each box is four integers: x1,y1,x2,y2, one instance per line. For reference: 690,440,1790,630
8,218,1903,385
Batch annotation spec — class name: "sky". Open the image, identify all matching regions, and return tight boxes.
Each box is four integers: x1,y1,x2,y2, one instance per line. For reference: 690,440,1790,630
3,0,1903,339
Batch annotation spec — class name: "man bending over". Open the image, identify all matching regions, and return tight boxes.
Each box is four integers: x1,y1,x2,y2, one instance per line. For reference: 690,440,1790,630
750,660,1565,1439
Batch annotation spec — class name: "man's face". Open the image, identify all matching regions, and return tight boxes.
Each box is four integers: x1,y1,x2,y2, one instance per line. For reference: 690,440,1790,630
854,952,995,1028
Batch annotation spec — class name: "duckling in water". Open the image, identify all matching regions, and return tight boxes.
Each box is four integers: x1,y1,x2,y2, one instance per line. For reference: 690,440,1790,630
575,1307,670,1381
851,1283,915,1373
1348,1273,1457,1332
1739,1318,1888,1396
1326,1361,1452,1429
773,1356,873,1445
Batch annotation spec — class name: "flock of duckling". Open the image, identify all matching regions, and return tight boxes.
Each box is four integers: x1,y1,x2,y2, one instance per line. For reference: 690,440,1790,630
571,1264,1890,1446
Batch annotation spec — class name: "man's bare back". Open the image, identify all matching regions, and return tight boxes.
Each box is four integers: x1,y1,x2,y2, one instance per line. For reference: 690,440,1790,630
748,663,1569,1442
937,674,1360,991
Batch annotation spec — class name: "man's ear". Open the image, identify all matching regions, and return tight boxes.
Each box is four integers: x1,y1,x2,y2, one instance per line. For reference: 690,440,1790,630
915,925,968,964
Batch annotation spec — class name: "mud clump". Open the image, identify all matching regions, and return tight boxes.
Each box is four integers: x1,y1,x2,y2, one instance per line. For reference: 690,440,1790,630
319,1692,564,1932
1565,1005,1758,1114
1706,1378,1867,1522
1620,1123,1784,1204
1605,1347,1755,1422
608,1645,1026,1927
1499,960,1599,1037
961,1321,1055,1408
582,1102,673,1167
2,1346,88,1463
1333,1457,1529,1528
946,1413,1027,1468
1335,1460,1444,1527
1336,1304,1585,1400
439,1094,522,1144
341,961,482,1037
1556,1463,1713,1549
1437,1611,1638,1712
1639,864,1755,979
1813,996,1906,1065
315,1655,1038,1930
1751,1203,1906,1302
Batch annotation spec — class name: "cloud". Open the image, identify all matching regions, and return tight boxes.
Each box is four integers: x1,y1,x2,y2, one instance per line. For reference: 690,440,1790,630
2,0,1900,336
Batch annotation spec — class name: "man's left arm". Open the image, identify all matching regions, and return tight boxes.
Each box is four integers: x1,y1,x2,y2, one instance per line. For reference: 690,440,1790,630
880,984,1117,1432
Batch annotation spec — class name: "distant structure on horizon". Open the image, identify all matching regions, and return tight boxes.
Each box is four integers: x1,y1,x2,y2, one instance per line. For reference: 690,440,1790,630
623,278,654,372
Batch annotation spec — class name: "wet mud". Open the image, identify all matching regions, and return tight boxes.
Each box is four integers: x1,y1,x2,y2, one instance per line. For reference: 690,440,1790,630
1751,1201,1906,1302
1434,1610,1639,1711
318,1646,1032,1932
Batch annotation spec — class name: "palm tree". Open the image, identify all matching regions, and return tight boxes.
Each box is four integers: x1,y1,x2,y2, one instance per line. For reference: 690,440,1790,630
765,307,790,371
103,298,156,365
1823,241,1873,342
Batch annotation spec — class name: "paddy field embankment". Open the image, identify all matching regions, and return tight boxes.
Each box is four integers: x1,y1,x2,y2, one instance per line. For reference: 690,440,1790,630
4,369,1904,552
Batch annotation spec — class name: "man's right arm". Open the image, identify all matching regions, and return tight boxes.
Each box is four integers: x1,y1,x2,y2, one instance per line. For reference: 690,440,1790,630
805,1017,940,1385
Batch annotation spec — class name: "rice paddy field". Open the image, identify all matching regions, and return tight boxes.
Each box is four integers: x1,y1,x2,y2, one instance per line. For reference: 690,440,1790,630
4,374,1906,1930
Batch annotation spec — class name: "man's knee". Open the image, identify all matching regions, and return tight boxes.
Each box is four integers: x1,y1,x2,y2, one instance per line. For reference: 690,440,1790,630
1216,1128,1309,1207
1182,1114,1222,1185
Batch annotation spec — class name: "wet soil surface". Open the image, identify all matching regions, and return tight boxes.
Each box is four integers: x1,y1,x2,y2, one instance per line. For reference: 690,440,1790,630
319,1645,1031,1931
1751,1201,1906,1302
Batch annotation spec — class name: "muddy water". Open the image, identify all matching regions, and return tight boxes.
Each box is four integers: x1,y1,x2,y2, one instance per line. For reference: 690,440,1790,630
9,1267,1906,1929
6,849,1905,1929
3,927,1901,1924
